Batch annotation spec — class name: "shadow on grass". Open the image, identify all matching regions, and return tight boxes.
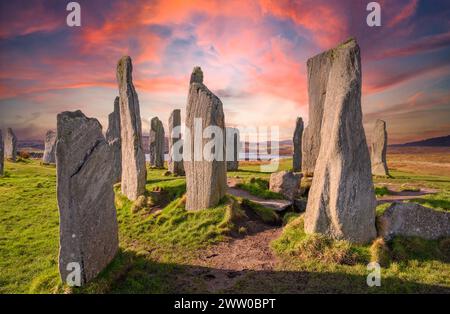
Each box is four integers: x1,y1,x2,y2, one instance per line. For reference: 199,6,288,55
75,248,450,294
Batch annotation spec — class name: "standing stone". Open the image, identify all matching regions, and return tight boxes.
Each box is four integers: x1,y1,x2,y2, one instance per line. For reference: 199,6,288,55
56,110,119,286
116,56,146,201
185,67,227,211
168,109,184,175
5,128,17,162
292,117,303,172
304,38,377,244
226,127,240,171
42,130,57,164
269,171,302,200
149,117,165,169
0,130,3,176
301,44,333,176
106,97,122,183
371,119,389,176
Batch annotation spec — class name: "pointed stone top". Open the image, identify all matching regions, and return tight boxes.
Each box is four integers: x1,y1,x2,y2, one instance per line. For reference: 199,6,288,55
190,66,203,84
114,96,120,111
375,119,386,126
116,56,133,86
296,117,303,124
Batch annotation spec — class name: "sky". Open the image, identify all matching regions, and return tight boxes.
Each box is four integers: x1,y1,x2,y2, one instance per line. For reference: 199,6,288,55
0,0,449,144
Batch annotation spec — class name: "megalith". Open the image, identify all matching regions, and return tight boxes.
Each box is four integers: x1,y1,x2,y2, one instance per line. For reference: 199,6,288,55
226,127,240,171
149,117,165,169
42,130,57,164
301,44,334,176
5,128,17,162
106,96,122,183
292,117,303,172
184,66,227,211
116,56,146,201
168,109,184,175
304,38,377,244
371,119,389,176
56,110,119,286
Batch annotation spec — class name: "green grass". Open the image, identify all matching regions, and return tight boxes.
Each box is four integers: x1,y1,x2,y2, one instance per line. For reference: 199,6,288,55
240,198,280,224
407,192,450,212
235,177,284,200
375,186,391,196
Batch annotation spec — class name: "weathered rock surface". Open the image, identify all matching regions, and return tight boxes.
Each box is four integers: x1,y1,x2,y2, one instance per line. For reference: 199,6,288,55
149,117,165,169
0,130,3,175
168,109,184,175
301,47,333,176
106,96,122,183
116,56,146,200
293,117,303,172
371,119,389,176
42,130,57,164
269,171,301,200
185,67,227,211
377,202,450,240
304,38,377,244
5,128,17,162
226,127,240,171
56,110,119,286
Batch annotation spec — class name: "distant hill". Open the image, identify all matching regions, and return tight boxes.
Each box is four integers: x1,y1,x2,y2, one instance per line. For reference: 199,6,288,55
391,135,450,147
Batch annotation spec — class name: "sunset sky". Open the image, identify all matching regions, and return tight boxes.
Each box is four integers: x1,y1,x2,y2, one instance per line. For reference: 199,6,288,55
0,0,449,144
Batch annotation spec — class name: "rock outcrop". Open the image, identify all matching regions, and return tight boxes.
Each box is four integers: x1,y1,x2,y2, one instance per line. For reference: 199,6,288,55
293,117,303,172
56,110,119,286
184,67,227,211
149,117,165,169
226,127,240,171
371,119,389,176
304,38,377,244
106,96,122,183
5,128,17,162
168,109,184,175
42,130,57,164
377,202,450,240
0,130,3,175
269,171,301,200
116,56,146,200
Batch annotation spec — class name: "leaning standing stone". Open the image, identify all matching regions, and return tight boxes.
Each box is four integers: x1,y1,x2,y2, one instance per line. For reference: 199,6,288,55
42,130,57,164
106,96,122,183
226,127,240,171
168,109,184,175
0,130,3,175
292,117,303,172
56,110,119,286
5,128,17,162
149,117,165,169
301,44,333,176
185,67,227,211
116,56,147,201
371,119,389,176
304,38,377,244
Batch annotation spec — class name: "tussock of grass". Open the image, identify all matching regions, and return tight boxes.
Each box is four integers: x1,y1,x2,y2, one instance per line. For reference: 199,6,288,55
370,238,391,267
375,186,391,196
271,216,365,265
240,198,280,224
282,212,300,225
235,177,284,200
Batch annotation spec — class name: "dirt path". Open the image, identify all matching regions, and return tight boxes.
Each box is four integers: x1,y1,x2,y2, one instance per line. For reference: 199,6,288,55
227,178,292,211
377,187,438,204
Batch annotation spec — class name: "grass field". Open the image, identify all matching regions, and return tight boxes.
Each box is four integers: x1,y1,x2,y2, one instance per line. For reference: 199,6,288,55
0,147,449,293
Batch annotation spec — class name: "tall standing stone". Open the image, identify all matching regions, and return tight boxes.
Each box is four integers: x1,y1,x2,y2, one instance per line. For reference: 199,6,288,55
371,119,389,176
5,128,17,162
56,110,119,286
304,38,377,244
149,117,165,169
116,56,146,201
106,97,122,183
42,130,57,164
0,130,3,176
168,109,184,175
292,117,303,172
185,67,227,211
226,127,240,171
301,45,334,176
